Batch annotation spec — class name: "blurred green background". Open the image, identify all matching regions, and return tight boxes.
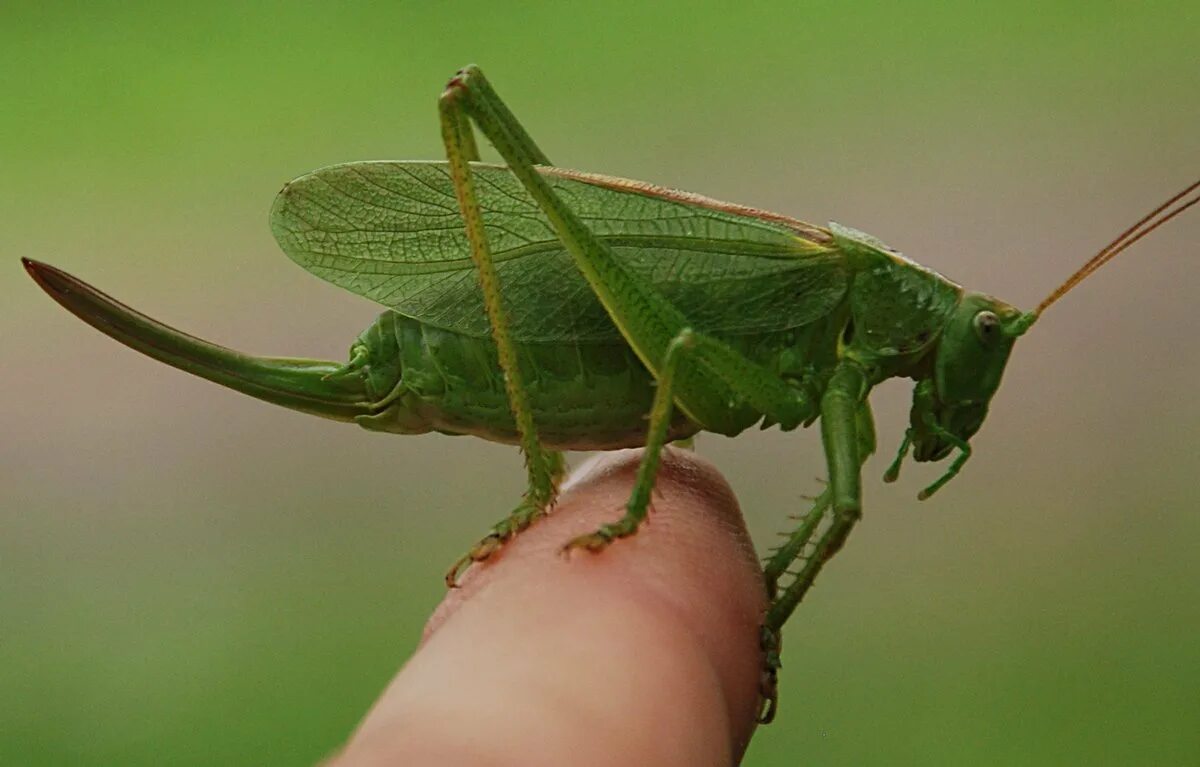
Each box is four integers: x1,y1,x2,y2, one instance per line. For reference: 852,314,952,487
3,2,1197,764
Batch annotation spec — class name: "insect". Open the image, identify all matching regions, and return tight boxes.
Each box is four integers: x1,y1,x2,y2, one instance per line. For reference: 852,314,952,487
23,65,1197,723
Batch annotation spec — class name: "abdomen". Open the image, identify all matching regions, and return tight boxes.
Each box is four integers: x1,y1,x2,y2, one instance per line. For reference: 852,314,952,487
350,309,834,449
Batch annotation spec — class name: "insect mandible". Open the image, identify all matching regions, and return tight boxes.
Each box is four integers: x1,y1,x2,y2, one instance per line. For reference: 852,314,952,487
22,65,1198,722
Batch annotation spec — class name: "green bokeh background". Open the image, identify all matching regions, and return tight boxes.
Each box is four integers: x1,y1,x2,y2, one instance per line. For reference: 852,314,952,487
3,3,1198,764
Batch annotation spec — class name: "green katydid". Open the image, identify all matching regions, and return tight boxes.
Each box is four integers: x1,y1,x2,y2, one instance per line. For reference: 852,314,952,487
22,65,1197,723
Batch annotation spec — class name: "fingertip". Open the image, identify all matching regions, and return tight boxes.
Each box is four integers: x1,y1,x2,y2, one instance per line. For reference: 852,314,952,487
339,449,769,766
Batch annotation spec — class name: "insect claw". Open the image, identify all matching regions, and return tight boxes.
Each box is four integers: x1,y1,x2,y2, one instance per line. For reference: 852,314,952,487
444,558,469,589
757,683,779,725
560,527,615,556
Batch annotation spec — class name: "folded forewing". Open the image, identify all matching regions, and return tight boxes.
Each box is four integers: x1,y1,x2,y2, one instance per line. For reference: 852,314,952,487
271,161,848,342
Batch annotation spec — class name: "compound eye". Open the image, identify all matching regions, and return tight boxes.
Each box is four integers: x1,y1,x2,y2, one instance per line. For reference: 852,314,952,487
974,310,1000,342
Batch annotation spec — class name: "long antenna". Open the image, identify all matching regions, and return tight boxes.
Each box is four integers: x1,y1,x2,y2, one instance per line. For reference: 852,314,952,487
1035,177,1200,315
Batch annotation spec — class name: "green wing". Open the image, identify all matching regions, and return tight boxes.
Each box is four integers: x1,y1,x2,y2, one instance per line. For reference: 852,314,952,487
270,161,848,342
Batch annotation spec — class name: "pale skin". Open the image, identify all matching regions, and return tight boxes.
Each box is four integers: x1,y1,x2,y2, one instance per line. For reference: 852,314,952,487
325,448,768,767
